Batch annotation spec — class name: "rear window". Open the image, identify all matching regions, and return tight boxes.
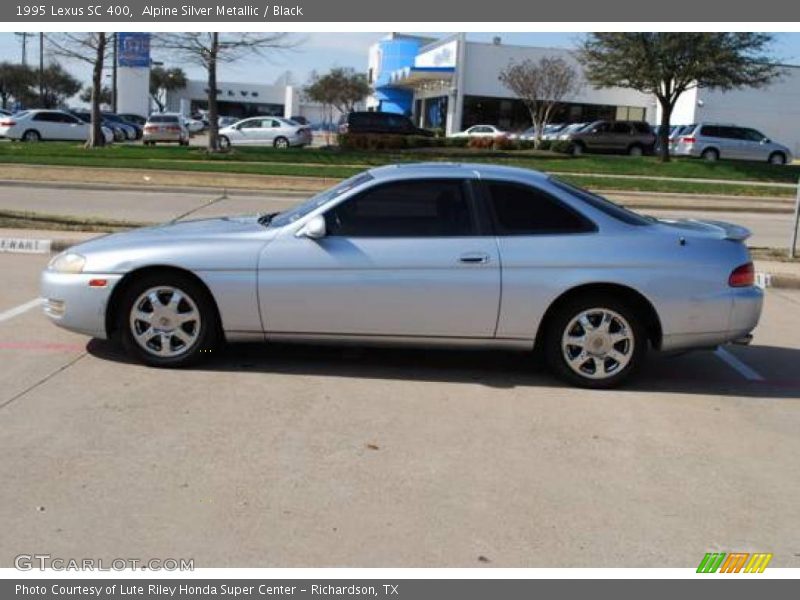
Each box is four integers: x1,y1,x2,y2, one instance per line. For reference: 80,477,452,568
550,179,652,226
148,115,179,123
485,181,596,235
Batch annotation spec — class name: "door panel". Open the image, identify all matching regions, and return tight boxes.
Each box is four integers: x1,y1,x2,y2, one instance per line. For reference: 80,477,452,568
257,178,501,338
258,235,500,337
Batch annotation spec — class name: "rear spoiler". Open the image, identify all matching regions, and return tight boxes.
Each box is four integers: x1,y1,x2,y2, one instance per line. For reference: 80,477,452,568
689,219,752,241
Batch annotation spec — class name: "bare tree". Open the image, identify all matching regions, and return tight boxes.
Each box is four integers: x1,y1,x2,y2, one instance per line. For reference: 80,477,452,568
47,33,108,147
154,33,294,152
499,56,581,147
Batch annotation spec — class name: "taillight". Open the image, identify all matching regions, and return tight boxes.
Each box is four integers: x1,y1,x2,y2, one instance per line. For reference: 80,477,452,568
681,136,696,143
729,262,755,287
144,125,155,132
0,119,15,127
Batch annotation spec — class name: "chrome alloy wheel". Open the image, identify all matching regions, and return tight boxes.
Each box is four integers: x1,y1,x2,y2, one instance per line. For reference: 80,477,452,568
561,308,634,380
129,286,201,358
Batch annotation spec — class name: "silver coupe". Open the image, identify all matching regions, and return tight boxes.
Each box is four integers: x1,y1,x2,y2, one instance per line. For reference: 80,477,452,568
41,163,763,388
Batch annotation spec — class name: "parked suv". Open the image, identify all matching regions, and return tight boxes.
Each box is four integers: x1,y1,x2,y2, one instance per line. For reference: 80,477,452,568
671,123,792,164
339,111,434,137
565,120,656,156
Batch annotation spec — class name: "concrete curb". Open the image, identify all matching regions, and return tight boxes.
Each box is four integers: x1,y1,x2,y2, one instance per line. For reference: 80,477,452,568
4,234,799,290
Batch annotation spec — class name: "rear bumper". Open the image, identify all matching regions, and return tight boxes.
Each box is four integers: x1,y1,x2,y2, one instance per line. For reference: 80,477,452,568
661,286,763,351
40,270,123,339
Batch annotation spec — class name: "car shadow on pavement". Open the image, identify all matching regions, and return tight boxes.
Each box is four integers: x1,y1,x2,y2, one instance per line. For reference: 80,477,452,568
86,339,800,399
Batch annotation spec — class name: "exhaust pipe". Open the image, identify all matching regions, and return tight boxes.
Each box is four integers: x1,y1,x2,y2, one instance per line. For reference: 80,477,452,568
731,334,753,346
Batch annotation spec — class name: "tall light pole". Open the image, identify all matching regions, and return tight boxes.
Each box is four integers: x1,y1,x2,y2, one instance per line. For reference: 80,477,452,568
111,33,118,112
14,32,29,65
38,32,44,108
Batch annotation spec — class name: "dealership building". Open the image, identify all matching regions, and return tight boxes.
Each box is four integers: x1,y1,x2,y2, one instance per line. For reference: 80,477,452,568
367,33,800,156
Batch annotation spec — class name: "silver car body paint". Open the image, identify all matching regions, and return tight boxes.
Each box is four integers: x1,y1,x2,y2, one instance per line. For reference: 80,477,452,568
41,163,762,354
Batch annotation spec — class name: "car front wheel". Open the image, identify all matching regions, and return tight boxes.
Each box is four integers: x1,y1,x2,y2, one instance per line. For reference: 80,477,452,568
768,152,786,165
119,273,219,367
274,136,290,149
544,295,647,388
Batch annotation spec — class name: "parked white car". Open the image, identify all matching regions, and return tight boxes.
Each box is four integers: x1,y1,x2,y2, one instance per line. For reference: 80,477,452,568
183,117,205,134
218,117,312,149
0,109,113,143
450,125,507,138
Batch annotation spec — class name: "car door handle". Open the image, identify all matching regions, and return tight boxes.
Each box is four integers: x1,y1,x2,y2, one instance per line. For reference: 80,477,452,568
459,252,490,264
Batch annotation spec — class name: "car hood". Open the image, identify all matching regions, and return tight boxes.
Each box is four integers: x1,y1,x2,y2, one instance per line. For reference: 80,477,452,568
655,217,751,241
72,215,274,254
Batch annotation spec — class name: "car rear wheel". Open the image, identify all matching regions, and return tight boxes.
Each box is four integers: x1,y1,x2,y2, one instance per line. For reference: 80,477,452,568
274,136,290,149
218,135,230,150
21,129,41,142
119,273,219,368
628,144,643,157
701,148,719,162
544,294,647,389
768,151,786,165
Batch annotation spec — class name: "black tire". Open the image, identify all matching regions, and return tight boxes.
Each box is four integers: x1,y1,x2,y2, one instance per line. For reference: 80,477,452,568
118,272,219,368
768,151,786,165
218,135,230,150
274,136,290,149
21,129,41,142
180,139,189,146
701,148,719,162
627,144,644,157
544,293,647,389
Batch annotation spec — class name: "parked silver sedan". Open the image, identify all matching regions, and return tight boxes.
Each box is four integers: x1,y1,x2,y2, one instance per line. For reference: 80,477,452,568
218,116,312,149
41,163,762,388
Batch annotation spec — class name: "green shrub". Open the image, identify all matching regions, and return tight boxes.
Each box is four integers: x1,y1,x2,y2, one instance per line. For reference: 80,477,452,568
550,140,573,154
443,137,469,148
338,133,451,150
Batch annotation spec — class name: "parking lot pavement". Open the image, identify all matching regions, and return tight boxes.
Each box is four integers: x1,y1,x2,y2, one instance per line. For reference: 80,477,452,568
0,256,799,568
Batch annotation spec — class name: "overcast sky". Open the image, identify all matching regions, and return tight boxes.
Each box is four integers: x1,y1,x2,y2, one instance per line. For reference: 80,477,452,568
1,32,799,93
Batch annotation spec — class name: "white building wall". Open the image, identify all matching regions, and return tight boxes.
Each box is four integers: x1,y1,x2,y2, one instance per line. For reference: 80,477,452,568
663,87,699,127
166,79,290,113
461,42,657,121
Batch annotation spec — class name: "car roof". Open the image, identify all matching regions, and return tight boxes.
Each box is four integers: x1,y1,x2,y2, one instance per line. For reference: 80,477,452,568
367,162,549,182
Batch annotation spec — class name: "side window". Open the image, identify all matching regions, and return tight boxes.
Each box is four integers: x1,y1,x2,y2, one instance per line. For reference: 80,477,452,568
742,128,765,142
611,122,632,134
700,125,721,137
325,179,475,238
717,127,741,139
33,113,55,122
485,181,596,235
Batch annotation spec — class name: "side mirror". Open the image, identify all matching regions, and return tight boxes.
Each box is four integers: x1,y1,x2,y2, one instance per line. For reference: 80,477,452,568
296,215,327,240
762,138,770,144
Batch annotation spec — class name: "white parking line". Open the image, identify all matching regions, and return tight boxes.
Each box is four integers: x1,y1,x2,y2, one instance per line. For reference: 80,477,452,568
0,298,42,323
714,347,765,382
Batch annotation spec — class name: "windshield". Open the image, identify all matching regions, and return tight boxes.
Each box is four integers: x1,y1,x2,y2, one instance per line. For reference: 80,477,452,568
269,172,375,228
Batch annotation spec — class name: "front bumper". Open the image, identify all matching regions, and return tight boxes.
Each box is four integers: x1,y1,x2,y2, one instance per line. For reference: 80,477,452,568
40,270,123,339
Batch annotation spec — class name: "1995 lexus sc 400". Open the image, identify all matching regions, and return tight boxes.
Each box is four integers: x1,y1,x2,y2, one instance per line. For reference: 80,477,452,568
41,163,762,388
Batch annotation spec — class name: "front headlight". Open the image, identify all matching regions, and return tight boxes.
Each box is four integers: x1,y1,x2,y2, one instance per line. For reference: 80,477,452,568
48,252,86,273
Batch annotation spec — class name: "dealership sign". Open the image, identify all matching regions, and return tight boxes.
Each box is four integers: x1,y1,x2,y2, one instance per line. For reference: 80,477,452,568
118,32,151,67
